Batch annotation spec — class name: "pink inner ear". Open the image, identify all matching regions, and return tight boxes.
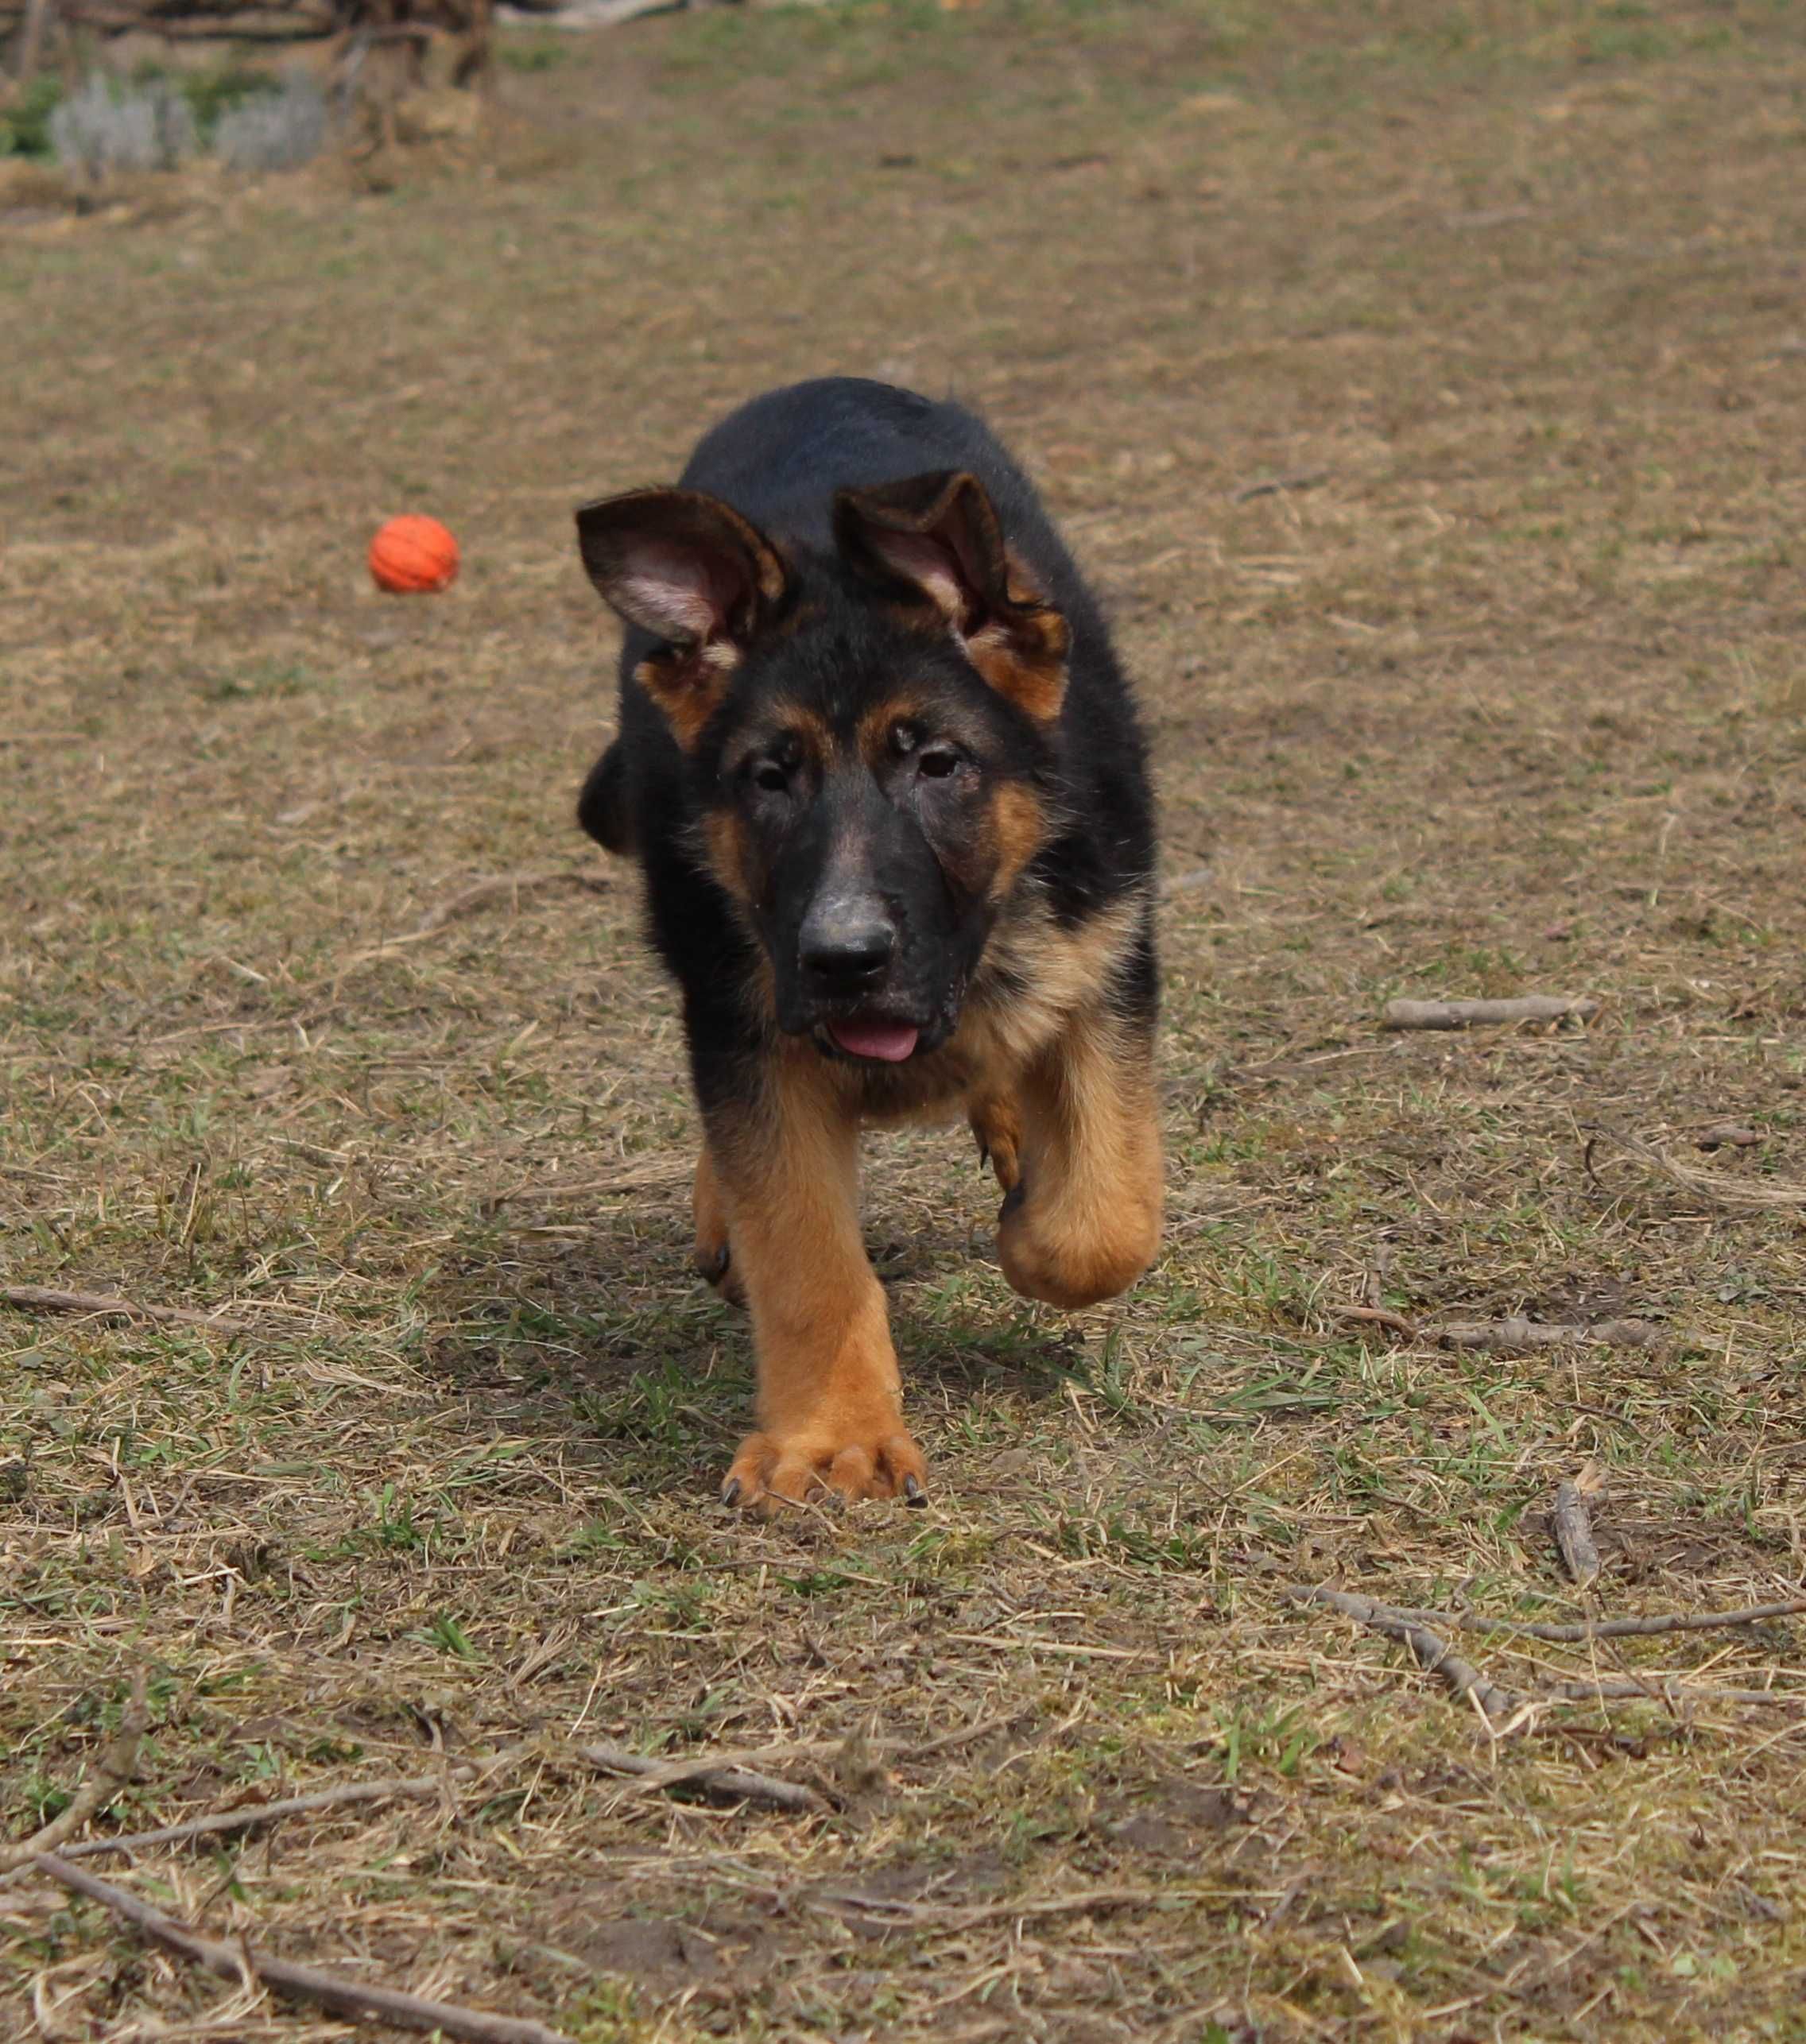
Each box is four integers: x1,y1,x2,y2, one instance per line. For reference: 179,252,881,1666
866,528,967,623
619,540,734,644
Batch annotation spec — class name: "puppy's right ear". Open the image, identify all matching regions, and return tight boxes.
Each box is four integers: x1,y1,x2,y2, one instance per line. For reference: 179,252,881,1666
576,490,789,747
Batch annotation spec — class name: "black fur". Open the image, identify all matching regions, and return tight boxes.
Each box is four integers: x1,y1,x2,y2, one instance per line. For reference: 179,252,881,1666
575,377,1155,1110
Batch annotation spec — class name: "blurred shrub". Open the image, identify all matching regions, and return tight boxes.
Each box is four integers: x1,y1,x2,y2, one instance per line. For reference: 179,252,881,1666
50,76,196,176
0,75,64,161
214,74,327,173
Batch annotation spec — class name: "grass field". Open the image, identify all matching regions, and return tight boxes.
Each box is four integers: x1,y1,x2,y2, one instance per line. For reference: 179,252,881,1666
5,2,1806,2037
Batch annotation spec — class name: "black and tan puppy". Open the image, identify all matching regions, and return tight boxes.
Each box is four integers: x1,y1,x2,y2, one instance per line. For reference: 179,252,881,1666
575,377,1161,1509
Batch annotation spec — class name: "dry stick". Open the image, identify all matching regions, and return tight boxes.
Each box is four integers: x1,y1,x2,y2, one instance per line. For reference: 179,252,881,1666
1395,1597,1806,1645
0,1676,146,1876
1553,1466,1604,1588
1332,1304,1422,1341
1230,466,1329,503
39,1717,1013,1877
1435,1317,1665,1353
577,1741,827,1816
0,1287,252,1336
36,1855,574,2044
47,1773,454,1865
1289,1587,1806,1715
1588,1125,1806,1213
1286,1586,1525,1728
816,1883,1176,1929
1384,995,1600,1031
1331,1308,1665,1352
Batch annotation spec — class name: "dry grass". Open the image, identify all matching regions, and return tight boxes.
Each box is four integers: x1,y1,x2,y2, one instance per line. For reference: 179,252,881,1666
5,2,1806,2038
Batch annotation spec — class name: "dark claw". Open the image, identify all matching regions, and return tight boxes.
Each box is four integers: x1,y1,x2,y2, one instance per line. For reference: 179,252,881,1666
902,1473,927,1508
720,1476,742,1507
999,1179,1026,1221
974,1131,990,1171
700,1245,731,1283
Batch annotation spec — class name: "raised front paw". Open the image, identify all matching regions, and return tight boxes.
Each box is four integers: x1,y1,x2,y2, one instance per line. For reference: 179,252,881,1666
997,1181,1159,1310
720,1415,928,1512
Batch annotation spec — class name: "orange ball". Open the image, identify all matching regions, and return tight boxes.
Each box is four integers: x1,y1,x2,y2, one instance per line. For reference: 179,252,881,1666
369,514,459,594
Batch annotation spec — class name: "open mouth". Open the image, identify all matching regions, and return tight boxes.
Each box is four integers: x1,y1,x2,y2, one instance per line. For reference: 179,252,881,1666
824,1014,921,1063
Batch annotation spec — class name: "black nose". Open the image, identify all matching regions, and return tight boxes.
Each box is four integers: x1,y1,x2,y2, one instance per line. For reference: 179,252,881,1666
800,896,896,988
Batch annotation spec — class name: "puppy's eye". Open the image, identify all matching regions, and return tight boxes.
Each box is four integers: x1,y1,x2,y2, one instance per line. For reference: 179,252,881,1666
752,761,789,793
917,746,960,780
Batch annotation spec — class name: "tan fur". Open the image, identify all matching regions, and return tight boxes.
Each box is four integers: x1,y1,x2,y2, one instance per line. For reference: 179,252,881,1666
984,782,1052,902
692,1145,744,1306
634,641,740,752
967,606,1070,723
995,1005,1164,1310
711,1050,925,1509
695,880,1157,1507
700,810,756,909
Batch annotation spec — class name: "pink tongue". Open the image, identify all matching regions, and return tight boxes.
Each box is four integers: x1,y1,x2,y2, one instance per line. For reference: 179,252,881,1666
829,1018,920,1063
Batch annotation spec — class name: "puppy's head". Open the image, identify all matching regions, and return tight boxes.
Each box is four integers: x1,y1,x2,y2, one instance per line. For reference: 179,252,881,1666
576,471,1068,1061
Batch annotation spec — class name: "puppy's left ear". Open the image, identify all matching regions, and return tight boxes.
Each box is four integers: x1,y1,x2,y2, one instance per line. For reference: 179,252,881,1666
835,470,1070,722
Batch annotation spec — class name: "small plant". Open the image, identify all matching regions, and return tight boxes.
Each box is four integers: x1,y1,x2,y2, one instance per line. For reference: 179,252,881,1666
214,74,326,174
0,74,64,161
50,75,195,177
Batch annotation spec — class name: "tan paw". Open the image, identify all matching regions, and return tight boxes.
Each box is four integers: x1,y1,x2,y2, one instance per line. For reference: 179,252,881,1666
719,1419,928,1512
997,1187,1157,1310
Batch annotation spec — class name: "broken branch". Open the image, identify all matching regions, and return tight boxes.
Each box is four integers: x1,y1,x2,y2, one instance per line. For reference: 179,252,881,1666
1434,1317,1665,1353
1384,996,1599,1031
1588,1125,1806,1213
576,1741,828,1815
0,1675,147,1876
1553,1465,1604,1587
1230,466,1329,503
0,1287,252,1336
1288,1585,1806,1721
1395,1596,1806,1645
1285,1585,1525,1729
37,1854,575,2044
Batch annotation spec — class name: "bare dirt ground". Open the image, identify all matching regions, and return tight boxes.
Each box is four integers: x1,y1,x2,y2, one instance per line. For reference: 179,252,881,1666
4,3,1806,2038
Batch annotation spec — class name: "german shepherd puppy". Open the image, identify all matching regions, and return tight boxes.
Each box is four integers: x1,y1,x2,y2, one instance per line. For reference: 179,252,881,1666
575,378,1161,1510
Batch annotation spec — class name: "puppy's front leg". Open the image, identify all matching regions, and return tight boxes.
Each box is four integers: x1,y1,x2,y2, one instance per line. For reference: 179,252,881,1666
711,1058,927,1510
997,1008,1163,1311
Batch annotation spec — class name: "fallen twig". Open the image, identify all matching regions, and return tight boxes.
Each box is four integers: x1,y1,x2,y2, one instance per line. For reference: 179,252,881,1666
1587,1125,1806,1213
1553,1465,1604,1587
36,1854,573,2044
1332,1304,1422,1341
815,1882,1178,1929
1389,1597,1806,1645
1696,1124,1761,1151
1287,1585,1806,1721
1286,1586,1525,1728
45,1773,457,1865
0,1287,252,1337
1230,466,1329,504
1384,995,1599,1031
1331,1309,1664,1352
1434,1317,1666,1353
577,1741,828,1815
0,1676,147,1876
